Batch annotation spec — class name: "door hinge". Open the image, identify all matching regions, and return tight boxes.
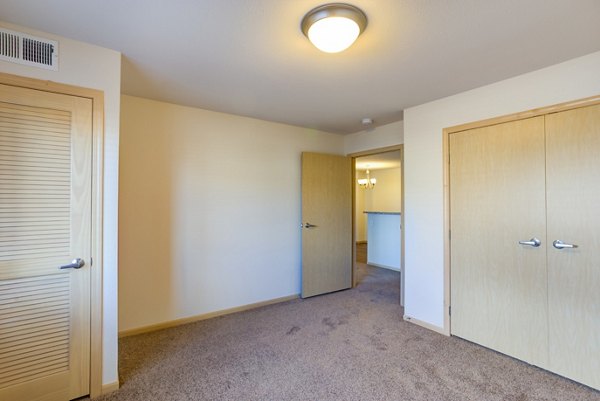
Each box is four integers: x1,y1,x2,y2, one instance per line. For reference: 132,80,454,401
90,257,93,267
449,306,451,316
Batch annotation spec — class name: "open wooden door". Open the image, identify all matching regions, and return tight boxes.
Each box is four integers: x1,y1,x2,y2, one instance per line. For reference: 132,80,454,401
0,84,92,401
301,152,352,298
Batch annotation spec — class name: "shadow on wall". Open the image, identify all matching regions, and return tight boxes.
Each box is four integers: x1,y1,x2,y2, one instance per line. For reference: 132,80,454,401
118,100,176,334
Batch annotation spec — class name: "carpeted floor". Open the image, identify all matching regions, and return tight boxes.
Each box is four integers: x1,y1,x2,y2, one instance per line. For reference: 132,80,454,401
97,264,600,401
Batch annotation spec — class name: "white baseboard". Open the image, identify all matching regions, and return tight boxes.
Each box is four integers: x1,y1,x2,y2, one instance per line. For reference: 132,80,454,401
367,262,400,271
404,315,449,336
101,381,119,395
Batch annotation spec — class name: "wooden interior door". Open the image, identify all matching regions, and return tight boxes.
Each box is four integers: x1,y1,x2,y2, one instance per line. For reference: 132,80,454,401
449,117,549,366
301,152,352,298
545,104,600,389
0,84,92,401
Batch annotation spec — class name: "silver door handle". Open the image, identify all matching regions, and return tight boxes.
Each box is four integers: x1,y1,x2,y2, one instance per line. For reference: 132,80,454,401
304,222,317,228
518,238,541,247
60,258,85,269
552,240,578,249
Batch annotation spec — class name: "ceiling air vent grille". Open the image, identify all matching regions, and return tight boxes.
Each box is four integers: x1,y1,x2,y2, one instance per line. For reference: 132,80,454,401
0,28,58,70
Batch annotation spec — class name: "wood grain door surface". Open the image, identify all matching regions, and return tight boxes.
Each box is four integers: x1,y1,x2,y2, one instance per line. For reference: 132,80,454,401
449,117,548,367
545,104,600,389
450,103,600,390
301,152,352,298
0,84,92,401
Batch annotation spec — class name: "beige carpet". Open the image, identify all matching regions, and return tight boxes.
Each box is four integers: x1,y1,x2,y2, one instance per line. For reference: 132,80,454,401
98,264,600,401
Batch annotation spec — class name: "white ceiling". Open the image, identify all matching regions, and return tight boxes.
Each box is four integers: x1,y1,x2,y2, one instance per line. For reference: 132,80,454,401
356,150,401,171
2,1,600,134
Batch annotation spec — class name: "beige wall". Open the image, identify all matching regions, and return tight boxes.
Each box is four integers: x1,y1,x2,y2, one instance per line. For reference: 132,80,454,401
119,95,344,332
364,168,402,212
355,168,402,242
0,21,121,388
355,171,367,242
345,120,403,154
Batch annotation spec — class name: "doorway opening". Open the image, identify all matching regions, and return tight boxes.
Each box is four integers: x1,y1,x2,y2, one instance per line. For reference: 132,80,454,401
352,147,404,305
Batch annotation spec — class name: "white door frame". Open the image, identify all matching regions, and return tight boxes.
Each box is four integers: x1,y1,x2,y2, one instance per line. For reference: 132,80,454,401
0,72,106,398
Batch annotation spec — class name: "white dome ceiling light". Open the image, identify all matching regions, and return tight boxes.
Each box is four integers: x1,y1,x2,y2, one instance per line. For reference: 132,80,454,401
301,3,368,53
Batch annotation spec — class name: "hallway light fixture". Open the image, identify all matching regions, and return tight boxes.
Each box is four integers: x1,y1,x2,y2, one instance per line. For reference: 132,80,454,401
301,3,368,53
358,169,376,189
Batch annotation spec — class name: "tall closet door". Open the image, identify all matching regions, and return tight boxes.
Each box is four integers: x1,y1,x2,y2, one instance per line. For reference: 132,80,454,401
0,84,92,401
545,104,600,389
450,117,548,366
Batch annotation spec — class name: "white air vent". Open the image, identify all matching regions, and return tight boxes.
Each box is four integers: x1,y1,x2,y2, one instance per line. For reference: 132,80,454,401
0,28,58,70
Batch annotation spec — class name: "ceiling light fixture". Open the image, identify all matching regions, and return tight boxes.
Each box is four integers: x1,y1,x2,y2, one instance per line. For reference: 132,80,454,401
358,169,376,189
301,3,368,53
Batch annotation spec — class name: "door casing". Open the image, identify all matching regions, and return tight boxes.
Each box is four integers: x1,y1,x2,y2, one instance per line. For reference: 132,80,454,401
0,72,106,398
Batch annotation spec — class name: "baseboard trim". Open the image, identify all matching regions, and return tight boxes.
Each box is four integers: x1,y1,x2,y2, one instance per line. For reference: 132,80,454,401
119,294,300,338
368,262,400,272
101,381,119,395
404,315,449,336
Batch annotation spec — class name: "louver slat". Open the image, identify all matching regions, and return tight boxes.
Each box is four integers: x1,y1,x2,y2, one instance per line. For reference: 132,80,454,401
0,274,70,388
0,98,73,389
0,102,70,262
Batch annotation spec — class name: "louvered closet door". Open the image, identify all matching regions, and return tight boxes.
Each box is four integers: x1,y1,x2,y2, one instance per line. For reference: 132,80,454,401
0,84,92,401
545,104,600,389
450,117,549,367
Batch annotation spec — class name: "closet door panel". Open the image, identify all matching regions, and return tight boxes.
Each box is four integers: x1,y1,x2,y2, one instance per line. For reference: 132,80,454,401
546,104,600,389
450,117,548,366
